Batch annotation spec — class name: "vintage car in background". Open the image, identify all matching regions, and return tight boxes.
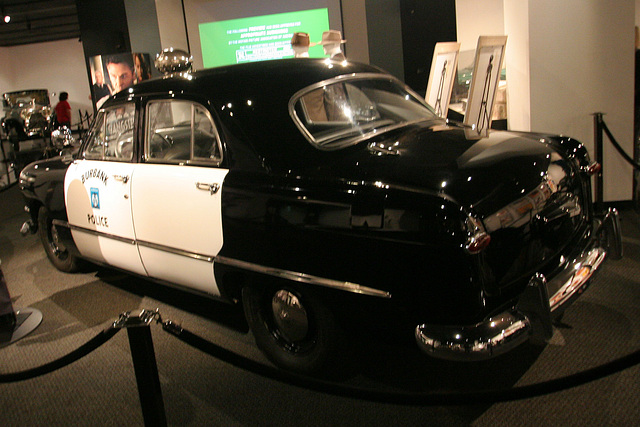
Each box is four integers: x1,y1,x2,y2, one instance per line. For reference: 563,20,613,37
2,89,52,150
18,57,622,374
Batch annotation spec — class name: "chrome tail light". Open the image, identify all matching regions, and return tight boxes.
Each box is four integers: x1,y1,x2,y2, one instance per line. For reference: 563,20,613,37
584,162,601,176
464,215,491,254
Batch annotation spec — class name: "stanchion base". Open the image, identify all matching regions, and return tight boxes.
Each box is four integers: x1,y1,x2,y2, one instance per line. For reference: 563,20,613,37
0,307,43,349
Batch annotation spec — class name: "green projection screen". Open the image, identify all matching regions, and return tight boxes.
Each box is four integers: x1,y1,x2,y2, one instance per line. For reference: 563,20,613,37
199,8,330,68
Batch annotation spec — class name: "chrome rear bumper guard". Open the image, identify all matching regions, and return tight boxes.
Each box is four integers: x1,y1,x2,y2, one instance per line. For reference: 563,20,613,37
416,244,613,361
416,208,622,361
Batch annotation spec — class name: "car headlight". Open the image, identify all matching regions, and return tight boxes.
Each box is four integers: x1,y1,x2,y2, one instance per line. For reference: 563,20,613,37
20,110,32,125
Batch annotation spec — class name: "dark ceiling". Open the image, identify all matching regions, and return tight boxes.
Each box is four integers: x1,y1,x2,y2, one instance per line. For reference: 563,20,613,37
0,0,80,47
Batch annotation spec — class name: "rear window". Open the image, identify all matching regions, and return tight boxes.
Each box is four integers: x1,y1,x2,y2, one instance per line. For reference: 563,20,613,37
290,74,438,150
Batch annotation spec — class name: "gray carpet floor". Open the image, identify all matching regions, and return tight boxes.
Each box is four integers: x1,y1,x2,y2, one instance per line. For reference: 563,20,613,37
1,182,639,426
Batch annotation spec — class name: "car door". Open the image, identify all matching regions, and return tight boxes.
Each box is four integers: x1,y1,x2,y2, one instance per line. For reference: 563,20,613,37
130,99,228,296
64,102,147,275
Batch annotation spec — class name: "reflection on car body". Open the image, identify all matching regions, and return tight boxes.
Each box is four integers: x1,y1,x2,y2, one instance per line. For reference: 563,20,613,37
18,58,622,375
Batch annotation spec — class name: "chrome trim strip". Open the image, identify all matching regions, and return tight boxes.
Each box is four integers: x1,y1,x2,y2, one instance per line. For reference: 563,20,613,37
288,73,439,151
54,220,390,298
55,220,136,245
55,220,215,262
215,255,392,299
137,240,215,262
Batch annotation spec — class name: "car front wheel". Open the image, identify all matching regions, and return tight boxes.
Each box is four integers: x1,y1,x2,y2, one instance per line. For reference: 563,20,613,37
242,285,344,375
38,206,79,273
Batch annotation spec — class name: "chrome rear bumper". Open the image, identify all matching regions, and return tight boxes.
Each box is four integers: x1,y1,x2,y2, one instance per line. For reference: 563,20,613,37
416,208,621,361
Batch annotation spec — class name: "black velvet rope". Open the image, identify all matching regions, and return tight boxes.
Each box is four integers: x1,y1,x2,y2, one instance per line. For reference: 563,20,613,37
0,326,120,383
1,315,638,404
600,118,640,171
162,320,640,405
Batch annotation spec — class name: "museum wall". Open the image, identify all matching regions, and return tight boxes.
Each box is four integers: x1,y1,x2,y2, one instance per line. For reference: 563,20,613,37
339,0,369,64
529,0,634,202
457,0,635,202
398,1,457,95
0,49,11,91
502,1,530,133
76,0,131,58
364,0,404,81
0,39,93,125
125,0,163,57
455,0,504,52
155,0,190,53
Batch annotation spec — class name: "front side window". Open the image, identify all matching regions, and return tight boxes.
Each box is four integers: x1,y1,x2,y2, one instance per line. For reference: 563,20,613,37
146,100,222,164
83,103,136,161
290,75,439,150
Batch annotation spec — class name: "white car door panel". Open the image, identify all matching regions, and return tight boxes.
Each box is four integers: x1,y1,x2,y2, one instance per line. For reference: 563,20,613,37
131,163,228,295
65,160,147,275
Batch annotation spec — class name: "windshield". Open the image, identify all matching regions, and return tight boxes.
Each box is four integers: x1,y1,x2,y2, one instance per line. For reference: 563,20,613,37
290,75,439,150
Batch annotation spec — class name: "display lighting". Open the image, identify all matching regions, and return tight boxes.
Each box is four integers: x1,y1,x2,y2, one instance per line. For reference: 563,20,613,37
1,6,9,23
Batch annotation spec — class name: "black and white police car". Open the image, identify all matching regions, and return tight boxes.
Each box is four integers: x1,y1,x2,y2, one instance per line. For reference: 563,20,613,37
19,54,621,374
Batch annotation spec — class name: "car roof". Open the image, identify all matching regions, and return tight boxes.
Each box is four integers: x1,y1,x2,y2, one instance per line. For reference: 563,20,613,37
115,58,386,101
107,59,391,171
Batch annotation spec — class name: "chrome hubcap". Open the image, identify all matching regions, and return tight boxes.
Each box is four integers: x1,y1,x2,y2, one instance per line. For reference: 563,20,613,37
271,290,308,343
50,224,66,255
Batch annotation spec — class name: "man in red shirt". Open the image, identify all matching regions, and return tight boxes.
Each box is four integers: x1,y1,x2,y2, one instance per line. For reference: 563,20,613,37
54,91,71,128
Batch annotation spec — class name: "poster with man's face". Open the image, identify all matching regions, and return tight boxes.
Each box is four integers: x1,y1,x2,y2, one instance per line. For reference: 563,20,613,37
89,53,153,110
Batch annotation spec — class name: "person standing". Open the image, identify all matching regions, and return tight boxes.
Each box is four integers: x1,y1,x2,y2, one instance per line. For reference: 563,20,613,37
92,70,111,101
54,91,72,128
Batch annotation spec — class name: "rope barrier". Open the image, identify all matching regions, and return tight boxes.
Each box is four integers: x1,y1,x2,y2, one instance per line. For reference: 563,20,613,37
1,309,639,408
160,319,640,405
600,118,640,171
0,326,120,383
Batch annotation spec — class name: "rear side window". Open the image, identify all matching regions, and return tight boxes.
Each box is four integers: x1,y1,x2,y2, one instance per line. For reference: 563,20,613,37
145,100,222,165
83,103,136,161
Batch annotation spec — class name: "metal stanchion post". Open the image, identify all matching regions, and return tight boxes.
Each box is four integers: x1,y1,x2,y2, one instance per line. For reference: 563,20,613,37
0,260,43,349
593,112,605,212
114,310,167,427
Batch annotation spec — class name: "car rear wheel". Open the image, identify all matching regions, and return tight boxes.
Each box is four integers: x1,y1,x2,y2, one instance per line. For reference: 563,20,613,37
38,206,79,273
242,285,343,375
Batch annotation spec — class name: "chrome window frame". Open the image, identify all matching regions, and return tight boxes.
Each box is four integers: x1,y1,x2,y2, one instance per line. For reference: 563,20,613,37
288,73,438,151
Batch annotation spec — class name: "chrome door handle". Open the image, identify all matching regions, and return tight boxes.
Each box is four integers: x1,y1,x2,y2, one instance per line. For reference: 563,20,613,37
113,175,129,183
196,182,220,195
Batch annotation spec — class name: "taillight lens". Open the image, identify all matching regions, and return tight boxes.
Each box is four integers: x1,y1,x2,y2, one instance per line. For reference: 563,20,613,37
585,162,601,175
464,215,491,254
466,232,491,254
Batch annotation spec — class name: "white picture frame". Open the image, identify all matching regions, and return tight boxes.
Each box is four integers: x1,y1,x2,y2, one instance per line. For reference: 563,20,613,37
463,35,507,138
425,42,460,118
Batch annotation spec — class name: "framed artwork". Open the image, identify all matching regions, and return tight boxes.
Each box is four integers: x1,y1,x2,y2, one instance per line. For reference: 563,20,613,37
463,35,507,138
425,42,460,118
89,53,153,110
